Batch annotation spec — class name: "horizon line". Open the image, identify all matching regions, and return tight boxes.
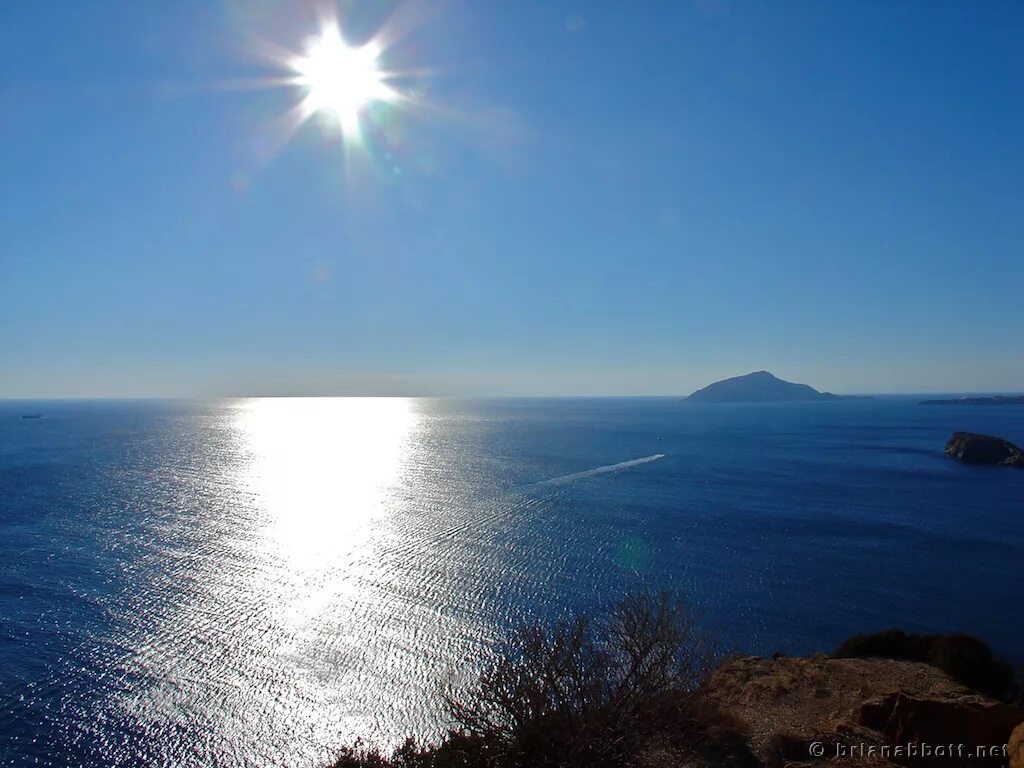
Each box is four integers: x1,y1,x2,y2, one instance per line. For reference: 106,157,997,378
3,390,1024,402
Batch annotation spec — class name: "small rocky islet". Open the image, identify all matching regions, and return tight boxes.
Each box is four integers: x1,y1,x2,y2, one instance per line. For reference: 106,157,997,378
944,432,1024,469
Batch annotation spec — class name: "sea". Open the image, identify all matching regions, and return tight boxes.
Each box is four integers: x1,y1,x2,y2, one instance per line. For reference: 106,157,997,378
1,397,1022,767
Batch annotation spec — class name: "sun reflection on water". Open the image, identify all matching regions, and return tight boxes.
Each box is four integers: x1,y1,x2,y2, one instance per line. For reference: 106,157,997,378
238,397,416,568
106,398,430,766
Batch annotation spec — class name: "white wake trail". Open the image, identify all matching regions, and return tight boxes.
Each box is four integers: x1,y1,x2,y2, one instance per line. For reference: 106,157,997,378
536,454,665,486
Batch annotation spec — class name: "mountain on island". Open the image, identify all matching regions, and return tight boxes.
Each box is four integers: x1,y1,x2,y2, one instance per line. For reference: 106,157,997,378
688,370,844,402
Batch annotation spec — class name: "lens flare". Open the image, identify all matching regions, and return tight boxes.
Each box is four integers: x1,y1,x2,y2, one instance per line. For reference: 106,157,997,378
236,3,446,179
291,27,395,138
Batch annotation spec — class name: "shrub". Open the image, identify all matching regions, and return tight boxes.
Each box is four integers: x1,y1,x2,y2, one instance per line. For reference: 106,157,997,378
834,629,1017,701
330,735,486,768
329,591,755,768
445,591,721,767
927,634,1016,701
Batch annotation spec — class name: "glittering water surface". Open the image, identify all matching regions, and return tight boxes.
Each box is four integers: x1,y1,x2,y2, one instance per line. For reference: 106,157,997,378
2,397,1023,766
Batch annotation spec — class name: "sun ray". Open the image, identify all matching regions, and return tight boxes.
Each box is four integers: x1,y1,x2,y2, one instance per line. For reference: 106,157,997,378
229,3,455,184
286,20,397,141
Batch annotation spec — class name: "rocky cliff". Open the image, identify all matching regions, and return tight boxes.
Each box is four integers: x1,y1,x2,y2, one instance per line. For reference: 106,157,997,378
700,653,1024,767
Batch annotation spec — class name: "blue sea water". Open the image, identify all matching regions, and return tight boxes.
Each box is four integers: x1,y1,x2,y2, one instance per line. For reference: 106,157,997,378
1,397,1022,767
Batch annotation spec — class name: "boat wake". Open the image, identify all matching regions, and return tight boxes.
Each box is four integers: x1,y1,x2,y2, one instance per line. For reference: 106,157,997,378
536,454,665,486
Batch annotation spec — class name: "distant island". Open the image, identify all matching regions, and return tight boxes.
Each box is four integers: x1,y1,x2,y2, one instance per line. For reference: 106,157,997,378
688,370,856,402
945,431,1024,468
920,395,1024,406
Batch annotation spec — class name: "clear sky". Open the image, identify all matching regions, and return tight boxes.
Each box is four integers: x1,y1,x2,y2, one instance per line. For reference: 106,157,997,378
1,1,1022,397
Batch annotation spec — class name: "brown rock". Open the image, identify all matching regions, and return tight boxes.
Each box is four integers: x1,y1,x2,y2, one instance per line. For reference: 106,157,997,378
1009,722,1024,768
704,654,1024,768
703,655,963,764
859,691,1024,766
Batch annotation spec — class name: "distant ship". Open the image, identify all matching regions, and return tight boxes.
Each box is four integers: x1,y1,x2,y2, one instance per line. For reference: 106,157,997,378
21,414,42,419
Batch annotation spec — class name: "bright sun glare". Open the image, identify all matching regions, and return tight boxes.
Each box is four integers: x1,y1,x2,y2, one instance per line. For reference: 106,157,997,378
292,26,393,136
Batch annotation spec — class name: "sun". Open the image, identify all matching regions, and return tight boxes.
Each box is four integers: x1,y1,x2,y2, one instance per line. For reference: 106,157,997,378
246,13,418,162
291,26,394,137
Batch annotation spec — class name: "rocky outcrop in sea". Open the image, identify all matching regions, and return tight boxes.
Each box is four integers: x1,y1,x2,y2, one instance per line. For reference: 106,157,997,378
945,432,1024,468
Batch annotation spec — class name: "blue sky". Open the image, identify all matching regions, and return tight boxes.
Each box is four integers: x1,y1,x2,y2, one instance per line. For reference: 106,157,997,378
1,1,1021,397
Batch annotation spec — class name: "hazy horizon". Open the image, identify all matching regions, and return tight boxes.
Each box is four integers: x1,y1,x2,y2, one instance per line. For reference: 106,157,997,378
3,364,1023,401
3,2,1022,398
